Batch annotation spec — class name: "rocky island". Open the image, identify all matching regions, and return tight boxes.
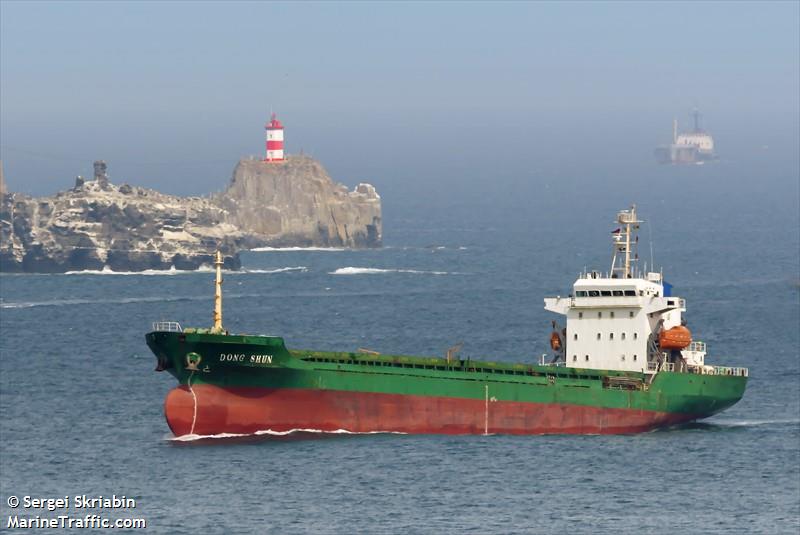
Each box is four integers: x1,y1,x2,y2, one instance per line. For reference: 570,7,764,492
0,156,381,273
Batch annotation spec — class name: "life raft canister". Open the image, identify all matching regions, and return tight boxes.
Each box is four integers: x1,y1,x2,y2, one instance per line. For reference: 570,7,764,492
550,331,562,351
658,325,692,350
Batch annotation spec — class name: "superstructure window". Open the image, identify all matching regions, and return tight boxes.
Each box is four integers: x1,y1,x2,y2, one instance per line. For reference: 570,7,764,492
629,311,634,318
609,333,614,340
597,333,601,340
634,333,638,340
585,355,589,361
573,355,577,362
598,312,602,318
578,312,583,319
621,333,626,340
576,291,587,297
633,355,638,361
589,290,600,297
601,290,611,297
612,290,623,296
574,334,578,341
624,290,636,296
610,312,615,318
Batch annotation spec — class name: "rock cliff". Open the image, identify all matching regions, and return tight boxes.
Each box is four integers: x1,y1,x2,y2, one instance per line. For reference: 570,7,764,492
0,156,381,272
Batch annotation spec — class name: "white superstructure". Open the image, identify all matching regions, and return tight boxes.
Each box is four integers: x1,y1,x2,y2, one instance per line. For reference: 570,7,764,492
544,206,708,374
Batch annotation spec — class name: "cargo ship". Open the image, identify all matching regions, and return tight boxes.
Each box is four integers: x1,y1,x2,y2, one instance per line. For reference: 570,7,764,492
146,206,747,436
655,109,717,164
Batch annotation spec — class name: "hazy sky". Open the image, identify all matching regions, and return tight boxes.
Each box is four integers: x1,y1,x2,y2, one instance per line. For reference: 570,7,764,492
1,1,798,196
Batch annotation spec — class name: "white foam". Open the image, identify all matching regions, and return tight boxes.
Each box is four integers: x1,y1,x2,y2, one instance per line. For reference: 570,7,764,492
250,246,346,252
236,266,308,274
331,267,452,276
711,418,800,428
64,265,214,276
168,428,407,441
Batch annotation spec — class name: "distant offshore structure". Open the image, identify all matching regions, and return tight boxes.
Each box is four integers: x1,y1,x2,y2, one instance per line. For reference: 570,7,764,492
655,109,717,165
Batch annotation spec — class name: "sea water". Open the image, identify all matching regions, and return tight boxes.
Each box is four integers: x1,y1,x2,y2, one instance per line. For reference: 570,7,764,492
1,160,798,533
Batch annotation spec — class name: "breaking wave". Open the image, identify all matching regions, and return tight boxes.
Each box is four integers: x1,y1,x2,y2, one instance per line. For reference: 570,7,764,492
330,267,455,276
250,246,346,252
168,428,407,442
237,266,308,274
59,265,307,276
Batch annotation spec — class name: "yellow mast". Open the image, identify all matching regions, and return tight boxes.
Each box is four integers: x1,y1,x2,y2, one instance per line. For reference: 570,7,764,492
212,250,224,333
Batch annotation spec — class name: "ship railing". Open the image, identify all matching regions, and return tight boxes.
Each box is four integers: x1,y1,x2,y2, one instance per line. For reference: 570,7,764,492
152,321,183,333
538,355,566,366
687,365,749,377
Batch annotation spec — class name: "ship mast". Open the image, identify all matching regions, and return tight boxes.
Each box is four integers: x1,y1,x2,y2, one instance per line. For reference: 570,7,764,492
610,205,642,279
212,250,224,333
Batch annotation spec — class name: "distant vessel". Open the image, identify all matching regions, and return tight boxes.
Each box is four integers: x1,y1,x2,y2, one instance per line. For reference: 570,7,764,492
146,206,747,436
655,109,717,164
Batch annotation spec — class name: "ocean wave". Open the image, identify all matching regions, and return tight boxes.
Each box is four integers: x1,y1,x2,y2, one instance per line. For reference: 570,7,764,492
59,265,307,276
249,246,347,252
63,265,214,276
238,266,308,274
330,267,454,276
0,294,212,309
711,418,800,428
168,428,407,442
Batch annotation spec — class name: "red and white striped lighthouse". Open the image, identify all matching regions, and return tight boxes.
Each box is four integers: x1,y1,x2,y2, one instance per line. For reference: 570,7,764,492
264,113,285,162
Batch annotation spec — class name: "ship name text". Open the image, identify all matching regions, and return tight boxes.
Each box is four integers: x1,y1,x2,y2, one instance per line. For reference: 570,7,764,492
219,353,273,365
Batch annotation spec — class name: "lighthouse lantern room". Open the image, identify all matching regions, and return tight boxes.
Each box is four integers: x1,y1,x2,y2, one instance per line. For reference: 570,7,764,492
264,113,285,162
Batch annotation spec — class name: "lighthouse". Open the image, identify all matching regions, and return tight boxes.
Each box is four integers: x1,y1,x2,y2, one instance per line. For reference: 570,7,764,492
264,113,285,162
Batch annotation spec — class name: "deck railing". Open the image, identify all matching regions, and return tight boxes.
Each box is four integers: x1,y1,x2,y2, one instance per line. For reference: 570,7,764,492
152,321,183,332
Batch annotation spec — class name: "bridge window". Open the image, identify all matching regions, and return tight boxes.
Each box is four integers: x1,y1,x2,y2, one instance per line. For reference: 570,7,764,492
576,291,587,297
612,290,623,296
601,290,611,297
625,290,636,296
589,290,600,297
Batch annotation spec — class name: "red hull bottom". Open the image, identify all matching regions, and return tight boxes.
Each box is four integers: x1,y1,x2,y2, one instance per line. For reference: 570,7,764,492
164,385,699,437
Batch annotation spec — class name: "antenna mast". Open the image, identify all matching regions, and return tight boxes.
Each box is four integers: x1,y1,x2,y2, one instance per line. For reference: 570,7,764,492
212,250,224,333
610,205,642,279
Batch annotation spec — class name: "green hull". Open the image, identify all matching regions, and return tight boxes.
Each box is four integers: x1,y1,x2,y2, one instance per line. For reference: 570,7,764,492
146,330,747,435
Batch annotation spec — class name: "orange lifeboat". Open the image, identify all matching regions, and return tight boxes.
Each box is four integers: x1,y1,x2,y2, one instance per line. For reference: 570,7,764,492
550,331,562,351
659,325,692,350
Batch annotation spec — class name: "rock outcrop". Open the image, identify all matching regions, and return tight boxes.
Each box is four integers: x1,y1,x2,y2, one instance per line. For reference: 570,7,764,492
0,156,381,273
